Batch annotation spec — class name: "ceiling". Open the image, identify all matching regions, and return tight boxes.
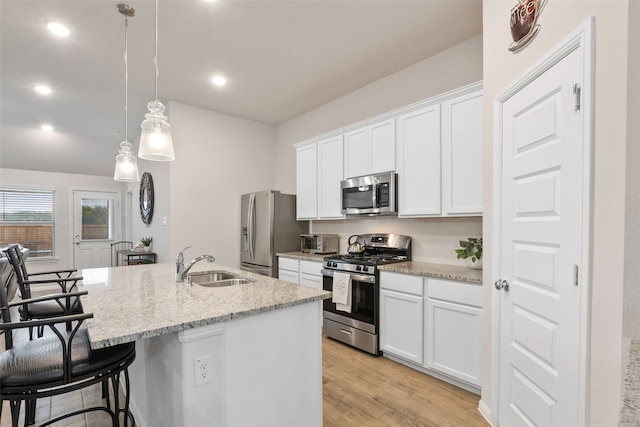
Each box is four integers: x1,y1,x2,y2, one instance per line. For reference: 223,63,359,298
0,0,482,177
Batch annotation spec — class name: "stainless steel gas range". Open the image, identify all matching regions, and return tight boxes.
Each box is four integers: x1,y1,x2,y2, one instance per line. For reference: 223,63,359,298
321,233,411,355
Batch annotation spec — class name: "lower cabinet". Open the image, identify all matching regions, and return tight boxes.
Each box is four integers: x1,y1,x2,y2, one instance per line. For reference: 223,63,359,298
278,257,324,328
278,257,323,289
425,278,483,387
278,257,300,284
299,260,323,290
379,271,483,393
379,272,424,364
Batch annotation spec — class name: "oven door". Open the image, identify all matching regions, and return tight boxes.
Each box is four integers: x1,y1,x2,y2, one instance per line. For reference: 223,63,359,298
322,269,378,331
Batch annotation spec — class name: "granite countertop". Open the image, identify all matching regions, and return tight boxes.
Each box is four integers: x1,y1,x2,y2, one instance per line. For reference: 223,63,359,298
620,339,640,426
277,251,330,262
80,263,331,349
378,261,483,284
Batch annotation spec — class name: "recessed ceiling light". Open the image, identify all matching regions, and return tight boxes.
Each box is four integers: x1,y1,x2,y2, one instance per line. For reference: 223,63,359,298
46,21,70,37
34,85,52,95
40,124,54,132
211,75,227,87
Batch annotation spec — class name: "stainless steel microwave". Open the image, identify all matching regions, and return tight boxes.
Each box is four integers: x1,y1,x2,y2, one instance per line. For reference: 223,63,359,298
341,172,397,215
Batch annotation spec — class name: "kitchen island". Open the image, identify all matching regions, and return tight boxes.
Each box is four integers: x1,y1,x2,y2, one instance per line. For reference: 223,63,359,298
81,263,331,427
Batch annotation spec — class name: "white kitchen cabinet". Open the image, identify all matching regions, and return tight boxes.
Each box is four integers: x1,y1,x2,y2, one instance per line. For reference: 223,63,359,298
296,143,317,220
441,89,483,215
396,105,442,217
278,256,299,284
278,257,324,329
317,136,344,219
379,270,483,393
425,277,483,387
278,257,323,290
299,259,323,290
379,272,424,364
344,118,395,179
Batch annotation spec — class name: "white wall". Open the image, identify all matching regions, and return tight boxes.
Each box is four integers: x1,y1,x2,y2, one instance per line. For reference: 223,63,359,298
274,35,484,265
167,102,277,268
0,168,125,274
126,160,171,263
482,2,633,425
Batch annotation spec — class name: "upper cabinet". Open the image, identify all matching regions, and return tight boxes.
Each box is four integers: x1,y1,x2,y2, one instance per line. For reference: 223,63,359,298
296,143,318,220
344,118,395,178
294,81,483,220
317,136,344,219
295,135,345,220
441,90,483,216
396,104,442,217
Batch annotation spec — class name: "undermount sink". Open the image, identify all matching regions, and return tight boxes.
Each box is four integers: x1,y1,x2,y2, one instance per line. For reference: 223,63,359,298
187,271,253,287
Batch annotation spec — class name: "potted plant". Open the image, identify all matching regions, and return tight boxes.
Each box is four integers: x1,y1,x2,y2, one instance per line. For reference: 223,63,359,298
140,236,153,252
455,237,483,269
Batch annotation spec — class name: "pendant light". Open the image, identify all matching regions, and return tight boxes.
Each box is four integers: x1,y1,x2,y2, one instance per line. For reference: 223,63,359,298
138,0,175,161
114,3,140,182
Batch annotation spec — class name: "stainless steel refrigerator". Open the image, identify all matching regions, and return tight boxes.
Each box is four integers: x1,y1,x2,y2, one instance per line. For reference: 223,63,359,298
241,190,308,277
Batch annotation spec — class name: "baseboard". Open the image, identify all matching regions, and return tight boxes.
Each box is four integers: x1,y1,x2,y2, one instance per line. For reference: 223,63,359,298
383,353,481,395
478,399,496,426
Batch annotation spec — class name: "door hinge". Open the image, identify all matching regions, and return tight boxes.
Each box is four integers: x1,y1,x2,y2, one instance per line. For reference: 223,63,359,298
573,84,581,112
573,264,579,286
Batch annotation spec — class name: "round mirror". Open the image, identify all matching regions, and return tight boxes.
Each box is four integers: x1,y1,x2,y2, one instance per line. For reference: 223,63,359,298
139,172,154,224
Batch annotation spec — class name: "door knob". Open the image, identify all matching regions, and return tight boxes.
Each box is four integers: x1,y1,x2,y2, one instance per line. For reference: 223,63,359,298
494,279,510,291
75,234,80,245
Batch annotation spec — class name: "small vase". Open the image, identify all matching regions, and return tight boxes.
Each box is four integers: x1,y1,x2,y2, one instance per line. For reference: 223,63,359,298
466,257,482,270
144,246,150,253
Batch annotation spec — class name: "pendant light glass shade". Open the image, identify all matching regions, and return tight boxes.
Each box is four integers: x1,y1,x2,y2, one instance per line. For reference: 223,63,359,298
138,99,174,161
139,0,175,161
114,3,140,182
114,139,140,182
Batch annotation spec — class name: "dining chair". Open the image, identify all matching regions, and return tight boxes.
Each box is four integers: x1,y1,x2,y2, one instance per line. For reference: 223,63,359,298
111,241,133,267
2,244,83,339
0,256,137,427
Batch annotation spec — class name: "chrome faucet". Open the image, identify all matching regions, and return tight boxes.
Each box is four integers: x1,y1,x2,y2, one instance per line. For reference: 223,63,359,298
175,245,216,282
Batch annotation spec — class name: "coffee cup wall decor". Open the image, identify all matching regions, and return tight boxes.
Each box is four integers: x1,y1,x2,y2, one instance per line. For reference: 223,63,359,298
508,0,547,52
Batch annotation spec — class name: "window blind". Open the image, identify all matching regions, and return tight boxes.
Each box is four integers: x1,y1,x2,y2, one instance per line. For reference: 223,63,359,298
0,189,55,257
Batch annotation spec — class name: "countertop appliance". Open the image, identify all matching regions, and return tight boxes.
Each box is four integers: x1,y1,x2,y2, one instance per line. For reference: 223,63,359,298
322,233,411,355
300,234,339,254
341,171,397,216
241,190,307,277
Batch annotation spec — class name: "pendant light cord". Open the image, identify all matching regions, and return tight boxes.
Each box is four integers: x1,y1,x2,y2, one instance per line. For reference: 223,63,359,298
124,14,129,142
154,0,159,100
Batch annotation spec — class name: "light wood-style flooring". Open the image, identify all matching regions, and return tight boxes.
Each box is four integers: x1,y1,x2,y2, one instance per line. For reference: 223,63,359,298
1,334,488,426
323,336,488,427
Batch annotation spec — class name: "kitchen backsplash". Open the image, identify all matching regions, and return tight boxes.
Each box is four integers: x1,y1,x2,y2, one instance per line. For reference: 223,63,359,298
310,216,482,266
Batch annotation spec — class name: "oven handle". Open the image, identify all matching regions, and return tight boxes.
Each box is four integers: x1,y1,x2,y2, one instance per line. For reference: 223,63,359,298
321,269,376,284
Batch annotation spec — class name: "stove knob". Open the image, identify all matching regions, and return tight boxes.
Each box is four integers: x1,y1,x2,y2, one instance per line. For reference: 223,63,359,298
356,265,362,271
331,262,337,268
362,265,368,272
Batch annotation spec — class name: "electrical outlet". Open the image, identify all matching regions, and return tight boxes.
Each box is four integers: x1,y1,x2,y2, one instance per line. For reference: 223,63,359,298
194,354,214,387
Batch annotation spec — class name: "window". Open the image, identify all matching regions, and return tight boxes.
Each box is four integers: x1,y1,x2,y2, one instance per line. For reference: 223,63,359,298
0,189,55,258
80,198,111,240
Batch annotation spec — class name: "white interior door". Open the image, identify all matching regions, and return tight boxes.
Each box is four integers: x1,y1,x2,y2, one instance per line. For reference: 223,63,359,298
73,190,122,270
496,38,590,426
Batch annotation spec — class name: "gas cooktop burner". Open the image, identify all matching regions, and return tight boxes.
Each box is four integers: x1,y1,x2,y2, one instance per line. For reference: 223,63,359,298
325,253,408,265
